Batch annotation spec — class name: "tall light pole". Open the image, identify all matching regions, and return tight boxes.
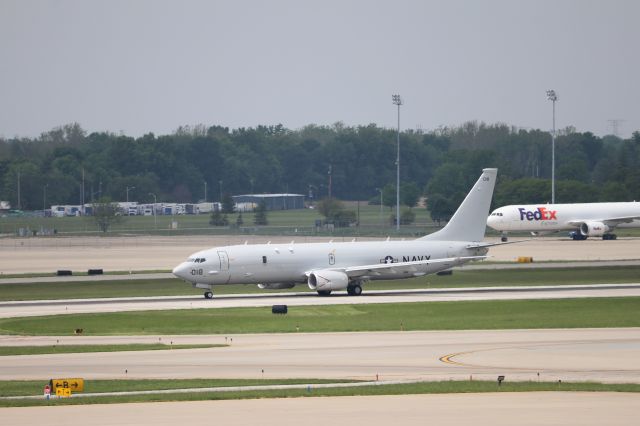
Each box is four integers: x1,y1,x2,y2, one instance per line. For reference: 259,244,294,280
546,89,558,204
392,94,403,230
219,180,223,202
204,181,207,202
149,193,157,230
126,186,135,203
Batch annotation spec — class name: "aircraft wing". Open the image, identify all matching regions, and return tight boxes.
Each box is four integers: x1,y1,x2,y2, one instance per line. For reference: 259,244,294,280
466,240,530,249
335,256,487,278
568,215,640,227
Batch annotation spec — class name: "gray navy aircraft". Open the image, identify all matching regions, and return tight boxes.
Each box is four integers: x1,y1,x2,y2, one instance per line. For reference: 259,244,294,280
173,168,499,298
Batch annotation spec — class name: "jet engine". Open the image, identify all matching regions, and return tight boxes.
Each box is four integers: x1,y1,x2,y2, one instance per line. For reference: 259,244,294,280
307,270,349,292
580,221,610,237
257,283,296,290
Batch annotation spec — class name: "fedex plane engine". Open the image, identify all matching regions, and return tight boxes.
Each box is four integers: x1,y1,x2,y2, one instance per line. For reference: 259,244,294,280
308,270,349,292
257,283,296,290
580,221,610,237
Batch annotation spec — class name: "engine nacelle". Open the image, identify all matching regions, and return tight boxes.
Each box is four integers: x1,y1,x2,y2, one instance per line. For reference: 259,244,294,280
580,221,610,237
257,283,296,290
307,270,349,292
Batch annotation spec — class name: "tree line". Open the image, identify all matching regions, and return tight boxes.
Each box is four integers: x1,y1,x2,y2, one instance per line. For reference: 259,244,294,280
1,121,639,220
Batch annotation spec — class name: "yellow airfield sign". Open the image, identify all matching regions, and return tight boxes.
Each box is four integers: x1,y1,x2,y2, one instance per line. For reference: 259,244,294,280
56,388,71,398
50,378,84,393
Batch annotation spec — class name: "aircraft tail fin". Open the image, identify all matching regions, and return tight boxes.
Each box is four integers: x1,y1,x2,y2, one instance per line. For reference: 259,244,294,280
420,168,497,242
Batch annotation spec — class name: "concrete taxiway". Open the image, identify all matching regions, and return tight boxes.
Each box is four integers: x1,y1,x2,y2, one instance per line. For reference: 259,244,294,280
1,328,638,384
4,393,640,426
1,284,639,318
1,235,639,274
2,259,640,285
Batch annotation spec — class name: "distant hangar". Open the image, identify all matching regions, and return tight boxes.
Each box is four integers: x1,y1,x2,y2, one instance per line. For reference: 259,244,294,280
232,194,305,211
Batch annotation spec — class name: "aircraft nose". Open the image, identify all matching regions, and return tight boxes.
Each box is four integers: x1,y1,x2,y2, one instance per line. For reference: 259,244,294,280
172,262,188,279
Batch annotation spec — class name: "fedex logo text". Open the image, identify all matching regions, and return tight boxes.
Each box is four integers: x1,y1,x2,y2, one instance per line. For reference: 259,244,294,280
518,207,557,221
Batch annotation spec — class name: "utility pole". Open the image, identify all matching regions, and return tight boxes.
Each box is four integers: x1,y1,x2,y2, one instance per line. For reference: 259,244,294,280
43,184,48,218
377,188,383,226
327,165,332,199
81,168,85,215
126,186,135,203
17,170,21,210
149,193,157,230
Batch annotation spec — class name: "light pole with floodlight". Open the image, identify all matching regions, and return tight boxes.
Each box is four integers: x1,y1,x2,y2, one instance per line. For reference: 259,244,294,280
392,94,402,230
546,89,558,203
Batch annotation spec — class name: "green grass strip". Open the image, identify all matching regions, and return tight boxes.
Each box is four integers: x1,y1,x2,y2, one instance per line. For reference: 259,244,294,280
1,297,638,336
0,343,224,357
0,378,357,397
1,380,639,407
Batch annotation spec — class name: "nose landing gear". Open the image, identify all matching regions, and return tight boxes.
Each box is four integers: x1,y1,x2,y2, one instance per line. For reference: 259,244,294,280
204,291,213,299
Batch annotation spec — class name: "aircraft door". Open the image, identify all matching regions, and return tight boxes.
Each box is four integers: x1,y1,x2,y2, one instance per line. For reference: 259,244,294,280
217,251,229,271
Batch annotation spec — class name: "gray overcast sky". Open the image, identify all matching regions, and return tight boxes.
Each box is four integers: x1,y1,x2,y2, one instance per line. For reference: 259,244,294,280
1,0,638,138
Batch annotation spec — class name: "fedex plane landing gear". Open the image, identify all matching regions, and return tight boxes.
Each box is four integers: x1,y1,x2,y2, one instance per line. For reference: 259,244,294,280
317,290,332,296
204,291,213,299
603,233,617,240
500,233,508,242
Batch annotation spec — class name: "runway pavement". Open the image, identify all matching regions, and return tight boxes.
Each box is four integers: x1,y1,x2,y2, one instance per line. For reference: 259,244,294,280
1,235,639,274
2,284,640,318
1,328,638,384
4,392,639,426
2,259,640,285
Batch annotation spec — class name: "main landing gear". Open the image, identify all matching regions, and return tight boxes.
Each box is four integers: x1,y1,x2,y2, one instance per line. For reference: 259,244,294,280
347,283,362,296
316,281,364,297
602,233,617,240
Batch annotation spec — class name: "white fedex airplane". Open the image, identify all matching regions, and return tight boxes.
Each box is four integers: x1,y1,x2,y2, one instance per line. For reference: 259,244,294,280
487,202,640,241
173,168,499,298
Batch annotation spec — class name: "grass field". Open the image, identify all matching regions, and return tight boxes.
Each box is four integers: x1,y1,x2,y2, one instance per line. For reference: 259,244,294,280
0,378,356,398
1,297,638,336
9,204,638,238
0,203,437,237
0,343,225,357
1,266,639,301
1,380,638,407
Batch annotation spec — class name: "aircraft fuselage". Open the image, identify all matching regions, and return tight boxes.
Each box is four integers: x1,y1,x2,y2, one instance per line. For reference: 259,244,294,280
173,239,487,287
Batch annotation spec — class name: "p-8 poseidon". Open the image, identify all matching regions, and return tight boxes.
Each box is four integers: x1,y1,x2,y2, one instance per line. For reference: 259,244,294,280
173,168,499,298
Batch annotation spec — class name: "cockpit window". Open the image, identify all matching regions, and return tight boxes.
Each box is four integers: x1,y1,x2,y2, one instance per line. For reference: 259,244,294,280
187,258,206,263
